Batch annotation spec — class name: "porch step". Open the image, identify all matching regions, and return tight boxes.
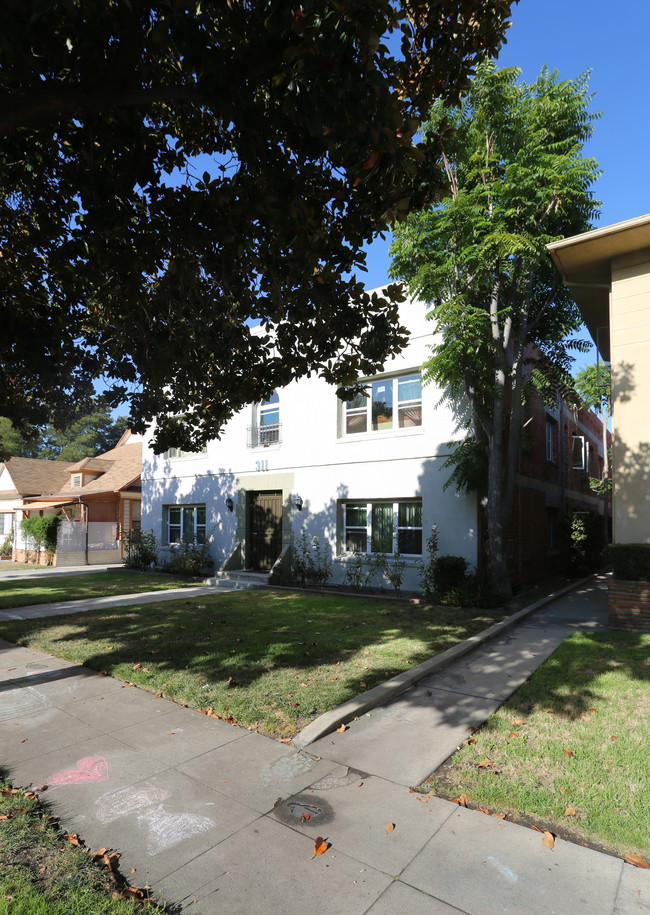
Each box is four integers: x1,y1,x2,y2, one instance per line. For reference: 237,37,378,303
203,570,270,590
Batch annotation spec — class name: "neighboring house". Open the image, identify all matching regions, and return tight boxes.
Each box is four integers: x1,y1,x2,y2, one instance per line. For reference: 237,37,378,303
0,430,142,566
548,213,650,624
142,295,609,591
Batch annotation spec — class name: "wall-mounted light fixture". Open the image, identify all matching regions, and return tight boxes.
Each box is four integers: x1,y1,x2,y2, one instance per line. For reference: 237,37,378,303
225,497,234,513
293,494,304,512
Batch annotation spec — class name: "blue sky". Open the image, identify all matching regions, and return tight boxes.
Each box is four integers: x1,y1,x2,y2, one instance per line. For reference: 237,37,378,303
362,0,650,304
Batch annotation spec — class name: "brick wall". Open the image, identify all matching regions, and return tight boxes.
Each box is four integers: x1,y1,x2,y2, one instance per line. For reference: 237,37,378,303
608,579,650,631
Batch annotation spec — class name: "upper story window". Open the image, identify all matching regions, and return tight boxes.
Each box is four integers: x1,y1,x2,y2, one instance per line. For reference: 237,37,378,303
345,373,422,436
572,435,589,471
249,392,281,448
163,445,208,459
545,418,555,462
71,473,82,488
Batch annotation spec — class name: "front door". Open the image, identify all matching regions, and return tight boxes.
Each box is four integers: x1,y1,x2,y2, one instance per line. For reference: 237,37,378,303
248,491,283,571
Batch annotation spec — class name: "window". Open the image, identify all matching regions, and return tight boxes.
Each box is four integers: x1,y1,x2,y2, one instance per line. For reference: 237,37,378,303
166,505,206,544
0,512,13,535
572,435,588,471
345,373,422,435
163,445,208,459
343,500,422,555
248,392,281,447
71,473,82,488
545,419,555,462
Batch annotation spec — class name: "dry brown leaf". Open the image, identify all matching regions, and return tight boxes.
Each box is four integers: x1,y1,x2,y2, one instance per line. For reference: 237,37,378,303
300,682,308,688
336,724,348,733
542,831,555,850
458,793,469,808
491,812,506,819
563,748,575,757
360,681,367,688
313,837,329,857
416,794,429,803
476,758,492,768
462,738,476,746
153,691,163,698
65,834,82,847
279,738,293,745
610,735,618,741
21,738,28,743
35,785,48,792
132,663,142,671
625,853,650,869
301,813,310,822
531,824,543,832
564,807,577,817
477,806,490,815
0,814,12,821
509,732,519,738
385,822,395,833
511,718,526,725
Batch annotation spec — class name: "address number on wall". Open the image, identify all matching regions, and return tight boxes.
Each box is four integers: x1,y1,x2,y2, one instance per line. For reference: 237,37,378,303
255,460,269,472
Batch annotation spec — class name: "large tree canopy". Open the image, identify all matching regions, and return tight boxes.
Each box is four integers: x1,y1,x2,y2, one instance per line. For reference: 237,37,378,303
0,403,130,461
390,61,600,596
1,0,514,457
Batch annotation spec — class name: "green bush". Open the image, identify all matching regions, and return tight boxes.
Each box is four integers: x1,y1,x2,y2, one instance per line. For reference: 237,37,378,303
432,554,469,596
293,530,332,588
441,572,503,609
161,535,213,577
419,525,440,600
123,528,158,571
564,510,607,574
20,515,60,562
342,552,370,592
0,528,13,557
609,543,650,581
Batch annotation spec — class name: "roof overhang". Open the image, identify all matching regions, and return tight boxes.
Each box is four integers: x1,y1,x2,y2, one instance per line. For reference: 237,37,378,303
21,499,78,510
547,214,650,361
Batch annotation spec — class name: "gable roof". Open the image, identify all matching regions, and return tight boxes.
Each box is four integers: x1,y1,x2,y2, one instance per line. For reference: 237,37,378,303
0,457,76,497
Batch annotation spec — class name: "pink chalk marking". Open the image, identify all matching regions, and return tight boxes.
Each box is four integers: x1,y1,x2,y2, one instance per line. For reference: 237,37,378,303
46,755,108,787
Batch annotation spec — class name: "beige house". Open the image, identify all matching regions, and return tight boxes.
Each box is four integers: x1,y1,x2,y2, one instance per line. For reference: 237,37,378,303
548,214,650,626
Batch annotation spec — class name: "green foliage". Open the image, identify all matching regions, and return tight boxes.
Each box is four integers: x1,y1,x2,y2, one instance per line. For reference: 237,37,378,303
0,0,515,459
0,528,13,557
431,555,469,596
609,543,650,582
419,525,440,600
20,516,60,561
160,535,214,577
442,572,504,609
342,553,371,592
573,362,611,415
0,402,129,461
564,511,607,574
370,549,408,595
441,436,488,493
123,528,158,571
390,61,601,596
0,418,42,458
293,531,332,588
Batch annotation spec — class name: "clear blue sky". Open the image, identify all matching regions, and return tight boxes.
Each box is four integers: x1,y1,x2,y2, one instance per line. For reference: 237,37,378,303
362,0,650,298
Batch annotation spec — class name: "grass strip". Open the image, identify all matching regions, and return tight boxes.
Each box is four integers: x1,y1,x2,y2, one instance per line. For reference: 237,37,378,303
0,572,197,610
0,589,508,737
423,630,650,859
0,775,163,913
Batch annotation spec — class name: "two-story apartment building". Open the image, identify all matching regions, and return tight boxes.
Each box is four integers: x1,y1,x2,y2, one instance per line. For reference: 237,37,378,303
142,294,609,592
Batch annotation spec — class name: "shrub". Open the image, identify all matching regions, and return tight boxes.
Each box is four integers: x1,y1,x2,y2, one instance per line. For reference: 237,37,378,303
368,547,407,595
123,528,158,571
442,571,503,609
20,515,60,563
293,530,332,588
0,528,13,557
419,525,440,600
161,535,213,577
432,554,469,596
609,543,650,581
342,552,370,592
564,510,607,574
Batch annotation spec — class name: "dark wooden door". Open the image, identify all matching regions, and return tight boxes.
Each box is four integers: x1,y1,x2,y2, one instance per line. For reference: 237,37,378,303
248,491,282,570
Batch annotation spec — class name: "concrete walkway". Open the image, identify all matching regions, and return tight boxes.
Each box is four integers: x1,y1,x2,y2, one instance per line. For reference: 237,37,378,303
1,575,649,913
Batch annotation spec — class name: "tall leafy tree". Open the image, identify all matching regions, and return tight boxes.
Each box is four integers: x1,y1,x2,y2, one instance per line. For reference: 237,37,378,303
0,0,515,458
390,62,600,596
40,406,131,462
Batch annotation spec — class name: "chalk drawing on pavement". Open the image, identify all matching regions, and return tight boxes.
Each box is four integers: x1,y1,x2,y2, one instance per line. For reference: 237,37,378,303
95,783,171,823
138,804,215,855
46,755,108,787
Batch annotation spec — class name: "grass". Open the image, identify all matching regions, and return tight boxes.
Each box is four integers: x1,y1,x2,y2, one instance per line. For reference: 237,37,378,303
422,630,650,860
0,590,509,737
0,571,198,610
0,775,163,913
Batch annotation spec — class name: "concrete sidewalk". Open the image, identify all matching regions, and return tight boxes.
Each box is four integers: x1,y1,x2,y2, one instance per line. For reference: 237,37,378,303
1,575,649,913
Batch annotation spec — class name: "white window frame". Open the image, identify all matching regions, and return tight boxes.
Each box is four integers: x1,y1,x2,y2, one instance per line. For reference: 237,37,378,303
0,512,14,536
344,373,422,436
165,504,207,545
257,391,280,446
71,473,82,488
572,435,588,471
342,500,423,555
545,419,555,462
163,445,208,459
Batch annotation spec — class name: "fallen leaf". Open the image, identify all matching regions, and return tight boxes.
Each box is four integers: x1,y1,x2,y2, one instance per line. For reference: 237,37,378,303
153,690,163,698
385,823,395,833
559,787,568,793
132,663,142,671
610,735,618,741
98,671,107,676
416,794,429,803
143,667,151,673
458,793,469,808
542,831,555,850
21,738,28,743
476,758,492,768
35,785,48,792
564,807,577,817
313,837,329,857
358,782,363,787
625,853,650,869
301,813,310,822
531,825,543,832
279,738,293,745
65,834,82,847
509,732,519,738
359,681,366,688
511,718,526,725
477,806,490,815
336,724,348,733
462,738,476,746
300,682,308,687
563,748,575,757
491,812,506,819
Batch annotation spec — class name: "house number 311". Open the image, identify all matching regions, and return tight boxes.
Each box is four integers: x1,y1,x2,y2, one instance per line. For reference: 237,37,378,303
255,460,269,472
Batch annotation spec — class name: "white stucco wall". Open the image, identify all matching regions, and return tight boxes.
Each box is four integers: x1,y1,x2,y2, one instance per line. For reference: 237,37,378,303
141,294,478,589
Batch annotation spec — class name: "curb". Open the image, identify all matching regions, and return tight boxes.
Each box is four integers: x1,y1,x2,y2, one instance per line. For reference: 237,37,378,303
292,571,602,749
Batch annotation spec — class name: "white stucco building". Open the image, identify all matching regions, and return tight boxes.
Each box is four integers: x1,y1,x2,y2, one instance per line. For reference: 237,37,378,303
141,295,478,590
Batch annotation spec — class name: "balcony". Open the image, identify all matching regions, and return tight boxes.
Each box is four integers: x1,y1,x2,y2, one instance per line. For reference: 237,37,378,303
247,423,282,448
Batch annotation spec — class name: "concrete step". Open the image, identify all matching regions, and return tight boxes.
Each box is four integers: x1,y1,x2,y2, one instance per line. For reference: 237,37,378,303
204,570,270,589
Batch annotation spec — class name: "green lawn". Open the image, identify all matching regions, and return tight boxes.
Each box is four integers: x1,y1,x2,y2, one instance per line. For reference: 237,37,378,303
0,571,197,610
0,776,164,913
0,590,509,737
422,630,650,860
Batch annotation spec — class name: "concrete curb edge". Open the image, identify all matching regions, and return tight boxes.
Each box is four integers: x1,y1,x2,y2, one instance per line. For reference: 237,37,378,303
292,571,601,749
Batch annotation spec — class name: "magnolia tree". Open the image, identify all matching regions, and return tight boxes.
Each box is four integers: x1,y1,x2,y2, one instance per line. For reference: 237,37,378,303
0,0,515,458
390,61,601,596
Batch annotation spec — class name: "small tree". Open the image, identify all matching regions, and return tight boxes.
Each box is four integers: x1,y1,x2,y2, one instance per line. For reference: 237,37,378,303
20,516,60,564
391,62,600,597
573,362,611,539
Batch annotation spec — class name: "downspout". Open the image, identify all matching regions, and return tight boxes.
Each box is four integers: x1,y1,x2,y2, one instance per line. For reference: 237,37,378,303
77,496,88,565
559,400,566,519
